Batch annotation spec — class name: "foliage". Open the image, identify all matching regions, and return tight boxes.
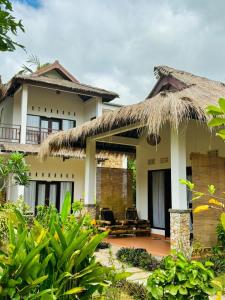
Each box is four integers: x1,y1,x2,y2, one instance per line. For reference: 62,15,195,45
0,194,120,299
216,222,225,248
200,253,225,276
147,252,219,300
20,54,51,74
0,198,29,244
117,280,148,300
96,242,110,251
0,152,30,192
36,204,58,228
0,0,24,51
127,159,136,202
116,248,159,271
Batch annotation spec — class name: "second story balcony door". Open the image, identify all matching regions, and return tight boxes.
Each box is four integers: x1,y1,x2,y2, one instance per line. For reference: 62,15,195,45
26,115,76,144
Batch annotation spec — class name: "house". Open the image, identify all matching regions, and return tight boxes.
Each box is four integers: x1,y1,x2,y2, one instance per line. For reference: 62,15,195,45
40,65,225,252
0,61,131,213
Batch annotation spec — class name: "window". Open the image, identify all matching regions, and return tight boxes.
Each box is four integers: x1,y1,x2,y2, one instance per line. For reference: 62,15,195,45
26,115,76,144
24,180,74,212
27,115,40,128
62,119,76,130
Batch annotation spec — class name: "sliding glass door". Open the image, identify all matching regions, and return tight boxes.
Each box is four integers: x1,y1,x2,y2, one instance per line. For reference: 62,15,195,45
24,181,74,212
148,169,171,237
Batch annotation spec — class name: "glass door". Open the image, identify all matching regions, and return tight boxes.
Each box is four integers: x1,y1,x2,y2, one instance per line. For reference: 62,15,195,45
35,181,60,210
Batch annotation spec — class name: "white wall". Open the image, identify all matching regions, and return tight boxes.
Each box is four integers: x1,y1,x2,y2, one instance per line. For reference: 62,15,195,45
136,120,225,227
7,155,85,202
0,97,14,125
84,97,102,121
27,86,84,126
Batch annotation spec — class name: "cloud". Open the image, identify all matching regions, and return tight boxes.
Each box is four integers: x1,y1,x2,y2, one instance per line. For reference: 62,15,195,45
1,0,225,105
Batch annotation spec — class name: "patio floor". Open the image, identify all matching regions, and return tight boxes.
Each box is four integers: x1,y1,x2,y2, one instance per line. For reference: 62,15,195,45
106,235,170,257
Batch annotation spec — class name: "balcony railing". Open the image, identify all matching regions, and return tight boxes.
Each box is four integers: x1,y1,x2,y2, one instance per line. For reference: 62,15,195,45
0,124,21,143
26,126,60,144
0,124,59,144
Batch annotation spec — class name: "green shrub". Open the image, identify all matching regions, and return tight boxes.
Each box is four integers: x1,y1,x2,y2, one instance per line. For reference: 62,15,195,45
116,247,159,271
147,252,219,299
96,241,111,251
217,222,225,248
200,253,225,276
117,280,148,300
0,193,124,299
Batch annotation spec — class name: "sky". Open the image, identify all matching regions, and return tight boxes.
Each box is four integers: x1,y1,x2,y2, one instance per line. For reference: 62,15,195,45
1,0,225,105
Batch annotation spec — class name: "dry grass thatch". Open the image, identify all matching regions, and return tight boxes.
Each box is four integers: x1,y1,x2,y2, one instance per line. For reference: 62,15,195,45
39,65,225,159
0,143,110,160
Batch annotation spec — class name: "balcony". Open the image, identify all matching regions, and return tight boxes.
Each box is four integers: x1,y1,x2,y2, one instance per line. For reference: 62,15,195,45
0,124,59,144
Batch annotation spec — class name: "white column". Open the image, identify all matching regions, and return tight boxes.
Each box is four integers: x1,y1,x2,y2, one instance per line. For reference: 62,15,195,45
170,126,187,209
20,84,28,144
136,144,148,219
84,139,96,205
95,97,103,117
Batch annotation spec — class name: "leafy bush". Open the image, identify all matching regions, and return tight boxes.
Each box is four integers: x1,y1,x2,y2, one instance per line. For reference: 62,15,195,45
117,280,148,300
217,222,225,248
96,241,111,251
0,199,30,243
116,247,159,271
200,253,225,276
147,252,219,299
0,193,123,299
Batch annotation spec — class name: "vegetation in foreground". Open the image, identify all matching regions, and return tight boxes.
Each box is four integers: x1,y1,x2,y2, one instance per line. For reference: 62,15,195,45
0,194,129,299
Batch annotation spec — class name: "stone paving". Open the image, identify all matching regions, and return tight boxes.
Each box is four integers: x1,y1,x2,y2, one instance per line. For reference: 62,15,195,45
95,245,151,285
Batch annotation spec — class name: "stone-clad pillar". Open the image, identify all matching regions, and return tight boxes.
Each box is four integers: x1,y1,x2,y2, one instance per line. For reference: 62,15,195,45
169,209,191,256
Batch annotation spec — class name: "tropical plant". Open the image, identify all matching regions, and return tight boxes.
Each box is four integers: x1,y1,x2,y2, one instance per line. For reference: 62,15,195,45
0,0,25,51
127,159,136,202
0,193,120,299
116,247,159,271
0,152,30,192
20,54,51,75
217,222,225,248
147,252,219,300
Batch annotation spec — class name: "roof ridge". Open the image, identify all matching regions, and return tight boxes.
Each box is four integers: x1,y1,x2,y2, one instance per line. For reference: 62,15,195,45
32,60,79,83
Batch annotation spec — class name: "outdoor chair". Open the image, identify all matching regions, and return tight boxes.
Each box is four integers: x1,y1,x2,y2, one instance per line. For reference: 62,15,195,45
97,208,133,236
125,207,151,236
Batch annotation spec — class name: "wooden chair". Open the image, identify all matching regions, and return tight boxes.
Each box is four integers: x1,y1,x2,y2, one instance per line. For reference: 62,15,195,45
125,207,151,236
97,208,133,236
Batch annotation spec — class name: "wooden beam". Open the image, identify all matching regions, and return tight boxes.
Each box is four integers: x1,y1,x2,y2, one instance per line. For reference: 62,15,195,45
91,122,145,141
98,136,139,146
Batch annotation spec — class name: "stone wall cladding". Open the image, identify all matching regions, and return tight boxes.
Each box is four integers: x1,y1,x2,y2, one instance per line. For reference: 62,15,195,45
96,167,133,220
99,154,125,169
170,209,191,256
191,153,223,247
84,204,97,219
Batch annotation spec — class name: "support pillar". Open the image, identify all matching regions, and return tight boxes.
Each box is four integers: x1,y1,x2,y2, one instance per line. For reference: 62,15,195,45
136,144,148,220
169,209,191,256
170,126,191,255
20,85,28,144
84,139,97,218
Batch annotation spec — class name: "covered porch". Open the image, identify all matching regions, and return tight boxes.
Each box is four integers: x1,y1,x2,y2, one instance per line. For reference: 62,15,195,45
39,65,225,253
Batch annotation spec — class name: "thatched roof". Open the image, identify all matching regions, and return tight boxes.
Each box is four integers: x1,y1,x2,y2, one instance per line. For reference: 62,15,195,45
40,65,225,159
0,143,109,160
2,74,118,102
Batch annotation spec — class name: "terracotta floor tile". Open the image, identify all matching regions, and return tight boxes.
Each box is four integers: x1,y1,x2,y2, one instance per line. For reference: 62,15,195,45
106,235,170,257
